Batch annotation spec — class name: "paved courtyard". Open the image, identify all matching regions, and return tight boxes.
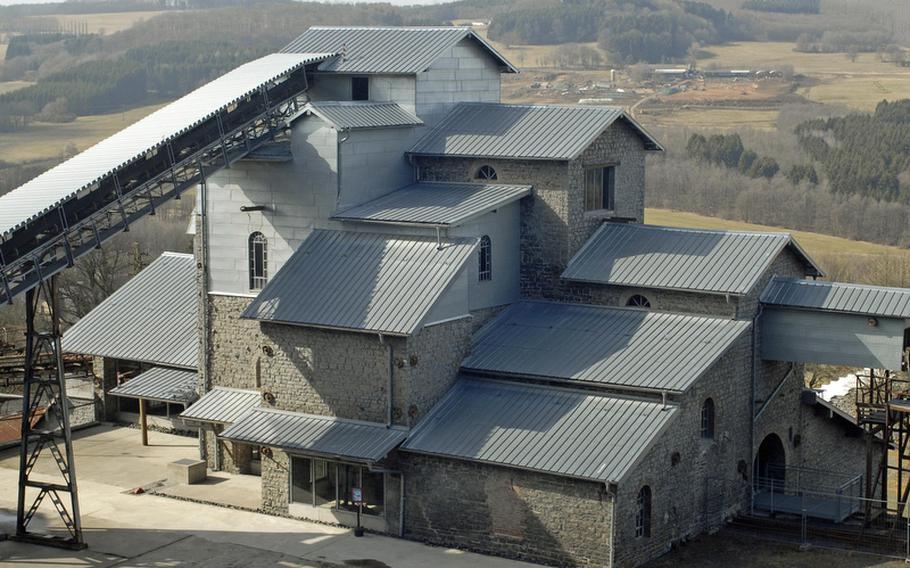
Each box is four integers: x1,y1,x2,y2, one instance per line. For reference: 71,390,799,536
0,424,537,568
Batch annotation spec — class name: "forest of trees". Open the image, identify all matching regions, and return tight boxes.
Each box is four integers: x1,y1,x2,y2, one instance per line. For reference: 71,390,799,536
685,133,787,180
0,1,437,131
795,100,910,202
488,0,743,63
741,0,820,14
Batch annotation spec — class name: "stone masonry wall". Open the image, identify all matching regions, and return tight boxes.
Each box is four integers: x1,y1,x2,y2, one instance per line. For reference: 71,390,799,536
414,121,647,301
402,454,613,567
205,294,476,428
613,332,753,567
557,283,737,318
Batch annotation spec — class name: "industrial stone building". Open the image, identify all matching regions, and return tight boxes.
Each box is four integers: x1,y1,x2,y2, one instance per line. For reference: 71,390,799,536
58,25,910,568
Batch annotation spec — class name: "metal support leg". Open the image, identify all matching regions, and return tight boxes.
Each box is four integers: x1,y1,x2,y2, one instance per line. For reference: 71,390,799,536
14,276,85,550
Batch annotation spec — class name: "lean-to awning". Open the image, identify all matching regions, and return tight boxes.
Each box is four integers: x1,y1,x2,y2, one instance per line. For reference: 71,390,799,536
109,367,197,405
221,407,406,463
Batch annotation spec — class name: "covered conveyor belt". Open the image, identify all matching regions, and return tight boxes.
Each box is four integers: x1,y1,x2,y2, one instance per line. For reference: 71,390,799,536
0,51,333,305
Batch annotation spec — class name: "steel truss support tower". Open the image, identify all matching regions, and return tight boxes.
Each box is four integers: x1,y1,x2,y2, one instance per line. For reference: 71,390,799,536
14,275,85,550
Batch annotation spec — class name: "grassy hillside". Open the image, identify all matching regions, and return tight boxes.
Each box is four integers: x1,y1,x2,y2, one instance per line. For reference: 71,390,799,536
40,10,170,35
0,102,163,163
647,208,910,257
646,208,910,286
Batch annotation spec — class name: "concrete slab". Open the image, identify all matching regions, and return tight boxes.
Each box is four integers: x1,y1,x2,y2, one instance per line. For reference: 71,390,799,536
157,470,262,510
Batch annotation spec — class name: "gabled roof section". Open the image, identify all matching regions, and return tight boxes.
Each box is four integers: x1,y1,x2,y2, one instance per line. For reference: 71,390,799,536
299,101,422,131
463,301,751,393
179,387,261,425
332,181,531,227
282,26,517,75
221,408,407,463
62,252,197,369
762,277,910,319
242,230,477,336
402,377,676,483
407,103,662,161
109,367,197,404
563,223,822,296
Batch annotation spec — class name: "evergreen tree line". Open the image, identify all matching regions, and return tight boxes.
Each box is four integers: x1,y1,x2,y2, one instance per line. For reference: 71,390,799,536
741,0,820,14
795,100,910,202
685,132,818,183
487,0,743,63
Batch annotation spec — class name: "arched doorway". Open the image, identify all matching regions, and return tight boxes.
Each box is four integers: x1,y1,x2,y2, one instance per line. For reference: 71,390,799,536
754,433,786,492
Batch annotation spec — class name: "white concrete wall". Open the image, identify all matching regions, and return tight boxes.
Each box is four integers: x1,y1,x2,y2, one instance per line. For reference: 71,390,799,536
337,127,418,210
416,37,502,126
424,268,470,325
450,202,521,311
308,74,417,115
205,119,339,295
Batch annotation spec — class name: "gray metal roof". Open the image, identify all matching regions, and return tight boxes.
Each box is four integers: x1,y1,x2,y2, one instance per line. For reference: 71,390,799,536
762,277,910,319
463,301,751,393
179,387,261,425
282,26,516,74
109,367,198,404
402,378,676,483
408,103,662,161
300,101,422,130
221,407,407,462
0,53,333,240
62,252,197,369
242,230,476,336
332,182,531,227
563,223,822,296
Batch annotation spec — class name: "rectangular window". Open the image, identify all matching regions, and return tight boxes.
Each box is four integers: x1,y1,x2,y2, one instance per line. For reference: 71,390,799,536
290,457,312,504
351,76,369,101
584,166,616,211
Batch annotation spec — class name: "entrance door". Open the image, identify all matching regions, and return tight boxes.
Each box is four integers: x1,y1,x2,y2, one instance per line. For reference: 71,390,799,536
754,433,786,492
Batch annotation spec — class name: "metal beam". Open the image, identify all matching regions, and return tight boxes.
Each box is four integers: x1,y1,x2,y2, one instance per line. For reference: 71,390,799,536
13,276,85,550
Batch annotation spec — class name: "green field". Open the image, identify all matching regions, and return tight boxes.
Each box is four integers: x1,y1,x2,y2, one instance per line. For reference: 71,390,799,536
0,103,164,163
640,107,780,130
697,41,908,75
798,75,910,111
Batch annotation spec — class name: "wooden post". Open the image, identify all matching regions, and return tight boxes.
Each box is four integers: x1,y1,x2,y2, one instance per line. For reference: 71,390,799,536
139,398,148,447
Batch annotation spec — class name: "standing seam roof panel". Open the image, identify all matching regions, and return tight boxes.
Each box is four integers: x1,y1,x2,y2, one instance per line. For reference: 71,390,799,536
179,387,261,424
408,103,661,160
463,301,751,392
401,378,676,483
62,253,198,369
108,367,197,404
242,230,476,335
760,277,910,318
332,182,531,227
563,223,816,296
220,407,407,462
282,26,516,74
300,101,423,130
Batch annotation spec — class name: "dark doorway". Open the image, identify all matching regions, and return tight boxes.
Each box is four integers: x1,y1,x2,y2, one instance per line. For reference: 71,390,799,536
754,433,786,492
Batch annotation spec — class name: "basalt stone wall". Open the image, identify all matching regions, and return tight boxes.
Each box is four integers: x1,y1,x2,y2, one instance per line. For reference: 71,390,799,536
613,332,753,567
205,294,477,428
402,454,613,567
414,122,647,302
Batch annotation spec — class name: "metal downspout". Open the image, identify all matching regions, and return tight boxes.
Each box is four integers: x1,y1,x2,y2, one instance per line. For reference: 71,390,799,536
379,333,393,428
399,472,405,538
750,303,763,515
199,176,210,462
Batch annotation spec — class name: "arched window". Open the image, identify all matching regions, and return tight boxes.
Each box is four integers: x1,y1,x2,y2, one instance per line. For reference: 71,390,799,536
701,398,715,439
476,165,497,180
626,294,651,309
249,232,268,290
636,486,651,538
478,235,492,282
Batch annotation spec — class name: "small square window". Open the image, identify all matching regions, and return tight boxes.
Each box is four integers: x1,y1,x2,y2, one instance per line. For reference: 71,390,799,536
352,77,369,101
584,166,616,212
